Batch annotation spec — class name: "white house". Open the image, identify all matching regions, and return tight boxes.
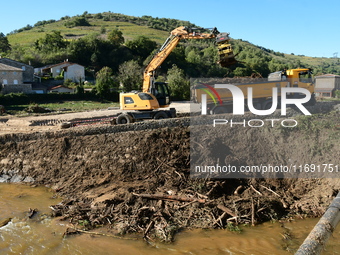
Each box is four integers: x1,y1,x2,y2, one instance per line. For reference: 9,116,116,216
36,61,85,83
63,63,85,83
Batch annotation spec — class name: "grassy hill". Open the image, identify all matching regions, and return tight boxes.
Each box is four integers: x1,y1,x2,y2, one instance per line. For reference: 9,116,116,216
231,38,340,76
8,18,169,46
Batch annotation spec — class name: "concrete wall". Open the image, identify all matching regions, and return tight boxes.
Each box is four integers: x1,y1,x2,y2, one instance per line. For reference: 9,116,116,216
315,76,340,97
2,84,32,94
315,77,335,89
0,70,23,85
315,76,340,89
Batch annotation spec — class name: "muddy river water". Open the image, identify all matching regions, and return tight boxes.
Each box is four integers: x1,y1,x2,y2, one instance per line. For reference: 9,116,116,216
0,183,339,255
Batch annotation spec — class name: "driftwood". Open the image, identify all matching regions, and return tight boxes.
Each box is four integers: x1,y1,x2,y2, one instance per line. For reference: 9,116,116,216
144,220,154,238
217,204,237,217
250,185,263,196
206,181,222,197
64,226,138,240
0,218,12,228
27,208,38,219
213,212,227,227
133,193,206,204
260,185,280,197
251,198,255,226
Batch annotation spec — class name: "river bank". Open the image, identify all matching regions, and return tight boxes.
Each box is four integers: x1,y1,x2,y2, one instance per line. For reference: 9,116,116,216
1,182,339,254
0,101,340,246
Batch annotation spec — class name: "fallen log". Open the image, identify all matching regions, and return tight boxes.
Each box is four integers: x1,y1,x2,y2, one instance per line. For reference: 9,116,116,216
133,193,206,204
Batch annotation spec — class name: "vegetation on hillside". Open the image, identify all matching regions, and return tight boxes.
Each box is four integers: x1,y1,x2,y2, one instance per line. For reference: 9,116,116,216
1,11,339,100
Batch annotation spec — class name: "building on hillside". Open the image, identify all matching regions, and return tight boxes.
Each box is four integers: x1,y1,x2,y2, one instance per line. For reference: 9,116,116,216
314,74,340,97
48,85,74,93
0,63,32,94
35,61,85,83
0,57,34,83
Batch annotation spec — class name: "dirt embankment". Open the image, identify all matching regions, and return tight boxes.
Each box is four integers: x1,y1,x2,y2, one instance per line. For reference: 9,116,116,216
0,104,339,241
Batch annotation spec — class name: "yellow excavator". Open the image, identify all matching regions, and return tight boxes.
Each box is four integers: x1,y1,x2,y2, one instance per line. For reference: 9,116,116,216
116,26,237,124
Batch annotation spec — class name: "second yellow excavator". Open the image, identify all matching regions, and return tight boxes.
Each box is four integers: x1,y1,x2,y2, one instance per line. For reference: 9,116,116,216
116,26,237,124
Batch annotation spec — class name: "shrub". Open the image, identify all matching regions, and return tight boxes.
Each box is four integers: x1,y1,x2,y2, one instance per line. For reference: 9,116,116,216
25,103,51,113
335,90,340,99
64,17,90,28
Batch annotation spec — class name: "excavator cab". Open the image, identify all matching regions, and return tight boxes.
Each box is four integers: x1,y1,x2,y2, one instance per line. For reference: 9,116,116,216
120,82,171,111
150,82,171,107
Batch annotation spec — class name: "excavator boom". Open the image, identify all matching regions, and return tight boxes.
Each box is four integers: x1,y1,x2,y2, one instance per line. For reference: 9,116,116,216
143,26,221,93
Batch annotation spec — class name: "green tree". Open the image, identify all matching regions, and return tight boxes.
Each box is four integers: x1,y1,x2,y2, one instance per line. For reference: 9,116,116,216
34,31,68,52
95,66,116,98
107,29,124,46
126,36,157,63
186,49,201,64
118,60,142,92
94,13,103,19
233,66,252,77
69,33,127,71
166,65,190,100
0,33,11,53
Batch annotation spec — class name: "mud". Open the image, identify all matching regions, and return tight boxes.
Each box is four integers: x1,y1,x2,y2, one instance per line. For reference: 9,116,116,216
0,103,340,242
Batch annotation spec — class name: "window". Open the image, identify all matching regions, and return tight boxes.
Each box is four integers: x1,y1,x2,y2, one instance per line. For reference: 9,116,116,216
14,80,18,84
299,71,312,83
13,72,17,75
3,79,7,85
22,66,26,71
138,93,154,100
124,97,134,104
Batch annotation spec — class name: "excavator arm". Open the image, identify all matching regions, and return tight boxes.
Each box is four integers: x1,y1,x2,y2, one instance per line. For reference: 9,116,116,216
143,26,220,93
119,26,238,112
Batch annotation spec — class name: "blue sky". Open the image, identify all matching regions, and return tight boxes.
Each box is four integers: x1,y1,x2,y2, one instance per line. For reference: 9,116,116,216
1,0,339,58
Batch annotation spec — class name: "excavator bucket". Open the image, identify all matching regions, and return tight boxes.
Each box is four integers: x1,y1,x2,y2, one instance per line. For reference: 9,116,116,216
216,33,239,67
